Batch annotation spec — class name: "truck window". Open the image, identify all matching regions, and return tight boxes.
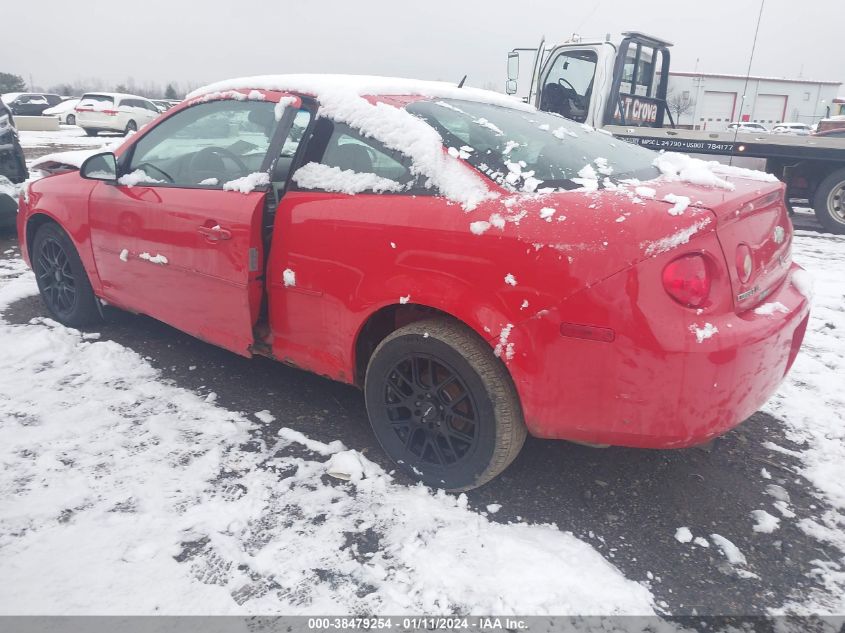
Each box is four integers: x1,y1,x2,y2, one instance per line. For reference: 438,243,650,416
539,51,597,123
621,44,659,98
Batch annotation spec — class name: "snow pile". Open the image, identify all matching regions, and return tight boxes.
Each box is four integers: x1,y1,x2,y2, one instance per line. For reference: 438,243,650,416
653,153,734,191
282,268,296,287
493,323,515,361
765,231,845,612
138,252,168,265
674,527,693,543
0,260,654,615
223,172,270,194
118,170,163,187
641,217,712,257
709,534,747,566
291,163,404,194
754,302,789,316
274,96,298,121
689,322,718,343
751,510,781,533
469,220,491,235
663,193,690,216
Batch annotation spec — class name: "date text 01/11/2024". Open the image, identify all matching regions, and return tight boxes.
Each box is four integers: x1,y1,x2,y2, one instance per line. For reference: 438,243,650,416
305,617,528,630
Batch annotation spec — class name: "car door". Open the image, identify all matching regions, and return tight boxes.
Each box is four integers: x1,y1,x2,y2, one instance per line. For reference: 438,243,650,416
88,93,299,356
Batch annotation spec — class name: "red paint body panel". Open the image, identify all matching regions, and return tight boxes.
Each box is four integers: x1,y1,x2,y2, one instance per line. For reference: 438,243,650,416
16,89,810,450
87,183,265,355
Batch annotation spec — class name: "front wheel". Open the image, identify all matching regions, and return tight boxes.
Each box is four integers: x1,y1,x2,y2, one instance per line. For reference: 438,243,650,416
364,318,527,491
84,128,99,137
32,223,101,327
814,168,845,235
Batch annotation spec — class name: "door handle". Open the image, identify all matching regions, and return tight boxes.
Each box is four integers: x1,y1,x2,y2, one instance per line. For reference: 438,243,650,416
197,225,232,242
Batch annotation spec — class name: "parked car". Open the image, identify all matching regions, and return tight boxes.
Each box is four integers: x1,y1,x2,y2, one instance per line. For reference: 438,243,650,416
74,92,161,136
0,99,27,228
727,122,768,133
771,122,813,136
43,98,81,125
0,92,63,117
16,75,810,490
151,99,179,112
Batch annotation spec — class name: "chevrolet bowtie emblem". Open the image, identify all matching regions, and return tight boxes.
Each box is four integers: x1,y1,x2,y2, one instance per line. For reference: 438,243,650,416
773,225,785,244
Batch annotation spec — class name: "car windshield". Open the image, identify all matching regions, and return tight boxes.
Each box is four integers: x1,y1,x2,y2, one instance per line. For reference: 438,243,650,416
406,98,659,191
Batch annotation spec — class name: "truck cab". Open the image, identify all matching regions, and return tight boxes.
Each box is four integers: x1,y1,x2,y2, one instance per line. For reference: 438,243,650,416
507,32,673,129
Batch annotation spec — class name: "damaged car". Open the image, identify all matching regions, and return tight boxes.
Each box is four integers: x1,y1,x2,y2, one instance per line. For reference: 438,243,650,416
15,75,810,490
0,98,27,229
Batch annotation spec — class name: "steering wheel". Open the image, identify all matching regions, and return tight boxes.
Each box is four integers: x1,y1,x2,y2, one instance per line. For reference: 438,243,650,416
557,77,587,111
187,146,248,180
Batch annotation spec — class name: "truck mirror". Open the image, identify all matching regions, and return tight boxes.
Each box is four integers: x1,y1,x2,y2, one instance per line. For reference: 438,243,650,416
507,52,519,81
505,80,518,95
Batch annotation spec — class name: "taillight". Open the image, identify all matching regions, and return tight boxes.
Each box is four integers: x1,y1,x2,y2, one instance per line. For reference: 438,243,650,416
735,244,753,283
102,109,118,116
662,254,711,308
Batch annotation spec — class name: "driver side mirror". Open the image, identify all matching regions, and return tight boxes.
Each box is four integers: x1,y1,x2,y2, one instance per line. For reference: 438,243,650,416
507,52,520,81
505,79,518,95
80,152,117,182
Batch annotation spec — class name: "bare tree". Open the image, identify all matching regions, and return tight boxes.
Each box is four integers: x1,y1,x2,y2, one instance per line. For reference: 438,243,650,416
666,88,696,125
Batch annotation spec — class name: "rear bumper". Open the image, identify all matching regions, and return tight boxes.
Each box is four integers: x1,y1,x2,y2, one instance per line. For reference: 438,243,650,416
76,111,122,132
509,264,810,448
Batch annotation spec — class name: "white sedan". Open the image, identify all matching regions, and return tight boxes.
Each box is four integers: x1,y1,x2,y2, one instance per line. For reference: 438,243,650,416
43,99,81,125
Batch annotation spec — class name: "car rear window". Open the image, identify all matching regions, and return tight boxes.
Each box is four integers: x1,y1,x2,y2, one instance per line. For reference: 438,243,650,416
407,98,659,191
78,94,114,109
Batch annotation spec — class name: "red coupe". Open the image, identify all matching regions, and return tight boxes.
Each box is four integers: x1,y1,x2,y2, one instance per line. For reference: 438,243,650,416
17,75,810,490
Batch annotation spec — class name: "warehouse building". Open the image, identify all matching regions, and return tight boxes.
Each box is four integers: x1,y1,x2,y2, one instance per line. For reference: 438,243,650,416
662,71,841,131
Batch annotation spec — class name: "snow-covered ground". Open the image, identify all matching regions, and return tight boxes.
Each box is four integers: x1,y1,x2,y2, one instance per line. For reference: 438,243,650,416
2,227,844,617
0,256,654,615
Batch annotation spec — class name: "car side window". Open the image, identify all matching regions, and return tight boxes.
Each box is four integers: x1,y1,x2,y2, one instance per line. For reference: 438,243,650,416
126,99,279,188
292,118,424,193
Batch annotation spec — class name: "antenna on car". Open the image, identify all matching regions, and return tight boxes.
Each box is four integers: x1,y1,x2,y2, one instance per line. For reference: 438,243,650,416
457,75,467,88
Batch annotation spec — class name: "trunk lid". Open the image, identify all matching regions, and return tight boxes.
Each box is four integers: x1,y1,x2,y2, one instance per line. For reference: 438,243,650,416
641,177,792,312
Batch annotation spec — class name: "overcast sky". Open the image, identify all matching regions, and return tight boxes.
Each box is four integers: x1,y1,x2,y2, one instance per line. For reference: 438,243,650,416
5,0,843,95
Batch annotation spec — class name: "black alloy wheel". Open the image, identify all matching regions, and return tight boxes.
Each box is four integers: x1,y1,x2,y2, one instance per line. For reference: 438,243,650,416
32,223,100,326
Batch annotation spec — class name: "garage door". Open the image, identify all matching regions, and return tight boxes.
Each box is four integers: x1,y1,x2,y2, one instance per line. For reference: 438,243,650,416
700,91,736,131
752,94,787,126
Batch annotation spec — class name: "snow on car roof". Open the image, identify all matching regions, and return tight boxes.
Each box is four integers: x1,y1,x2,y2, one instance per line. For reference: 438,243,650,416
187,74,533,111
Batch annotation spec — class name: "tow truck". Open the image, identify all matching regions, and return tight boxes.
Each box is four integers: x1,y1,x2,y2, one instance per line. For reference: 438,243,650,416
506,32,845,234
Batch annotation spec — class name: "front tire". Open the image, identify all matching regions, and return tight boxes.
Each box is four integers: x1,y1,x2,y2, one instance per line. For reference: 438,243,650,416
814,168,845,235
32,223,100,327
364,318,527,491
84,128,99,137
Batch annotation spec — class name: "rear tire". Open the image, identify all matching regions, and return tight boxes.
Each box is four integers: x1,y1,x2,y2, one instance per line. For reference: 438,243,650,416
814,168,845,235
66,113,76,126
364,318,527,491
84,128,99,137
32,223,101,327
125,120,137,135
